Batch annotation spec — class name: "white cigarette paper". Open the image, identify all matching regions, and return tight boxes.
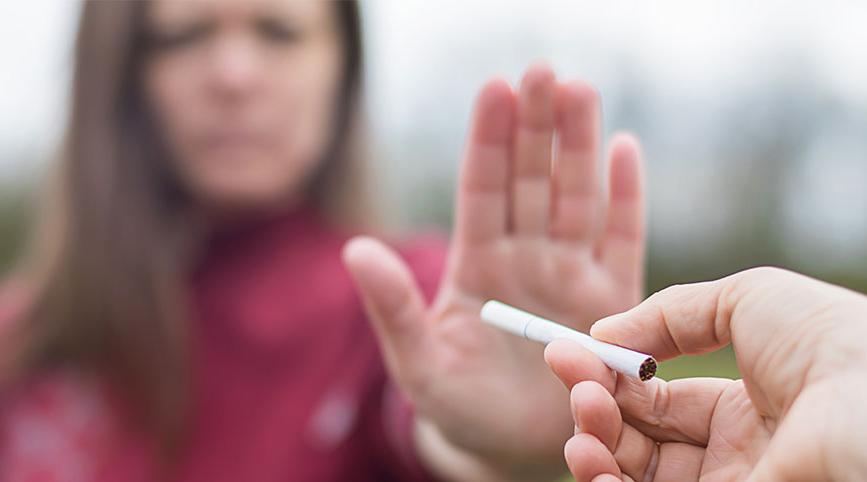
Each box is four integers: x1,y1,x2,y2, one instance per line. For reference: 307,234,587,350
480,300,657,381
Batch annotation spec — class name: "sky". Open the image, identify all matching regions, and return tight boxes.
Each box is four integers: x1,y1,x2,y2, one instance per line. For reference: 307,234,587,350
0,1,79,175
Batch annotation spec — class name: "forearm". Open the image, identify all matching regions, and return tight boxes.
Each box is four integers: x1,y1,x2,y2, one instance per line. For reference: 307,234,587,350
414,418,568,482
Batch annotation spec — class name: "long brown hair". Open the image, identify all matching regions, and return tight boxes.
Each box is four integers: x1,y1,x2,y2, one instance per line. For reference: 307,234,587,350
8,0,365,454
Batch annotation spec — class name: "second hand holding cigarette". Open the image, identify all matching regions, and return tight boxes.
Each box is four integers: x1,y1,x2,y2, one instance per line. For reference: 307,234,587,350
480,300,657,381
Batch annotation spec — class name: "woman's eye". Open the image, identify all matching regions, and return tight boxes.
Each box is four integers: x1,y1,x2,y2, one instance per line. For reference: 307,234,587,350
147,23,212,52
255,18,303,44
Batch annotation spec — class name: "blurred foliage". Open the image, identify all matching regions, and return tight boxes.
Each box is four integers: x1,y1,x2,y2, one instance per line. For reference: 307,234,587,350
0,181,33,276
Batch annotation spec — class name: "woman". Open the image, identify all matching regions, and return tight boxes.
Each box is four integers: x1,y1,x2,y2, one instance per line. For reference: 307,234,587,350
0,1,647,480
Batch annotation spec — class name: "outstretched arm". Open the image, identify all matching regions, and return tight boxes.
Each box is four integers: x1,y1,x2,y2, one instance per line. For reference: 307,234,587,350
344,64,646,481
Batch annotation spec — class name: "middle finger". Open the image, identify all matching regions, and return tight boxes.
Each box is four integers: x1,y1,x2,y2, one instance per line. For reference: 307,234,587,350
511,63,556,236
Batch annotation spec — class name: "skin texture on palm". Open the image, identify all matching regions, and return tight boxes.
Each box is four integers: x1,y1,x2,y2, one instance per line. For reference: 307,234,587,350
343,63,646,481
546,267,867,482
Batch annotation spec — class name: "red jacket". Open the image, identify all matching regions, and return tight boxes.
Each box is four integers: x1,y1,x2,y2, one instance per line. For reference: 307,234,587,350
0,208,446,481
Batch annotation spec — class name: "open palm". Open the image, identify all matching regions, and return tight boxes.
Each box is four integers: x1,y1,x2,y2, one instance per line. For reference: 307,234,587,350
344,64,645,478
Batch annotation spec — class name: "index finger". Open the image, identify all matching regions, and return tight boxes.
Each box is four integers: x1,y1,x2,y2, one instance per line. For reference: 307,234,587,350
454,78,516,244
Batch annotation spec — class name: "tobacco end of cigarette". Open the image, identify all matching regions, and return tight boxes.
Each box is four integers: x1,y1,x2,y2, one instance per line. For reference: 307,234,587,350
638,357,657,381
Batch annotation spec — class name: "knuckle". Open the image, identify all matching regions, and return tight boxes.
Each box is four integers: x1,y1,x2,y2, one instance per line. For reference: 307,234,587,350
649,380,672,428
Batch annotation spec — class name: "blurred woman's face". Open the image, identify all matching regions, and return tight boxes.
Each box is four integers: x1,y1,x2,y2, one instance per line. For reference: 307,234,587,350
144,0,343,211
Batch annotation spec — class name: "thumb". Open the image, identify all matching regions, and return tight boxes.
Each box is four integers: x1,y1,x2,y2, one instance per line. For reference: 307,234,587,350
342,236,429,392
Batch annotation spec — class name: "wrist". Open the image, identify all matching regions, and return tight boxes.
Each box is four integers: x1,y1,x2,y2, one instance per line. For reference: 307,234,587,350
413,417,567,482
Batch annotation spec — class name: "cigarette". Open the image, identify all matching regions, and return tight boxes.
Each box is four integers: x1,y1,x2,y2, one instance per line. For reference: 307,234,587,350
480,300,657,381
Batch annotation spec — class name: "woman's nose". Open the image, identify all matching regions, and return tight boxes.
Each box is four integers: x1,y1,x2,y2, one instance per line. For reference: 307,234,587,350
207,33,263,97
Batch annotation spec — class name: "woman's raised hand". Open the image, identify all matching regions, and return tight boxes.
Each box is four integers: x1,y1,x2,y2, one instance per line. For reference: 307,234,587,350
343,64,645,481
